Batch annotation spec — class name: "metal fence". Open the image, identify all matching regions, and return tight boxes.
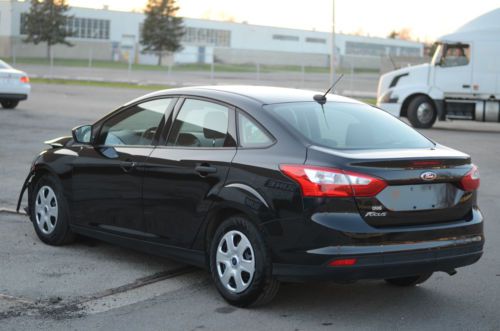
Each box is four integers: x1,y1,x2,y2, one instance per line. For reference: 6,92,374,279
5,43,430,99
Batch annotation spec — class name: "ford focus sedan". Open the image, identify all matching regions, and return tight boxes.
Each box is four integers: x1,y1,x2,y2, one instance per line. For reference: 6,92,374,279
0,59,30,109
18,86,484,307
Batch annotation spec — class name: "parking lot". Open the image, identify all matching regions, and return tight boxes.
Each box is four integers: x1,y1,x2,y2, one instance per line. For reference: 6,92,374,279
1,83,499,330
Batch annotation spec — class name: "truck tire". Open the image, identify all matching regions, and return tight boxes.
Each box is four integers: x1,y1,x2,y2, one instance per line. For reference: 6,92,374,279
407,96,437,128
1,100,19,109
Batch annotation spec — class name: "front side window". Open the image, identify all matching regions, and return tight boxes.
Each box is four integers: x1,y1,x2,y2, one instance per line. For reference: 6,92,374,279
438,44,470,67
265,102,434,150
238,112,273,148
167,99,234,148
98,98,173,146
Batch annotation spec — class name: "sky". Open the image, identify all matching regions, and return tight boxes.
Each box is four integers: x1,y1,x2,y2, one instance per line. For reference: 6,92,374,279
67,0,500,42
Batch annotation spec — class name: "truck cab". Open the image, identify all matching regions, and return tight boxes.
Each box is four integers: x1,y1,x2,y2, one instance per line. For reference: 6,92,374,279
377,9,500,128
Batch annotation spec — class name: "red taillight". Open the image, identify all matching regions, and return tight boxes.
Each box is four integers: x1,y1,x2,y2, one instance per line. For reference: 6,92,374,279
328,258,357,267
280,165,387,198
20,76,30,84
459,164,480,192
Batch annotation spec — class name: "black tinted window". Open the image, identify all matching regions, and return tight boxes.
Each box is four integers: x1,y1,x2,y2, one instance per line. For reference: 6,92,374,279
168,99,234,148
99,99,172,146
265,102,434,150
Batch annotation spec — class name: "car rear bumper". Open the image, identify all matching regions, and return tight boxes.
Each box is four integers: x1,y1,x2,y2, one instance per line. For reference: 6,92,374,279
0,93,28,101
273,239,483,282
266,206,484,282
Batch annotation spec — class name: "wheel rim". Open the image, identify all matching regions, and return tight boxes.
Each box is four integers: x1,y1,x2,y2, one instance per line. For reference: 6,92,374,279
416,102,434,124
216,230,255,293
35,186,58,235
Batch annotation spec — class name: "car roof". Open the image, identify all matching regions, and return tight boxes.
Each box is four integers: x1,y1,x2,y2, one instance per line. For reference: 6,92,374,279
130,85,362,106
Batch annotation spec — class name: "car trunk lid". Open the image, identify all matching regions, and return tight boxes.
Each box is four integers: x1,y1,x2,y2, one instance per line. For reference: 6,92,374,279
307,144,475,227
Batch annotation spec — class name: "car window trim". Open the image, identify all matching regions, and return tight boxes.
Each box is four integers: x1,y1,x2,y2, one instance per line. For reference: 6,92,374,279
93,96,177,148
161,96,237,149
235,109,277,150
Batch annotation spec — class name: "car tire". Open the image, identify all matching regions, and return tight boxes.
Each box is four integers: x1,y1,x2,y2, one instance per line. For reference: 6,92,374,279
407,96,437,128
1,100,19,109
30,174,76,246
384,273,433,287
209,215,280,307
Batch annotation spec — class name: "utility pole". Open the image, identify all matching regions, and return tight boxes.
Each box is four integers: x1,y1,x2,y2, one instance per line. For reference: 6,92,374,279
330,0,336,85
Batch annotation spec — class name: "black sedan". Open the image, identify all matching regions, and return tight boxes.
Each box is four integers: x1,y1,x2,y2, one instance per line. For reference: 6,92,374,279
18,86,484,307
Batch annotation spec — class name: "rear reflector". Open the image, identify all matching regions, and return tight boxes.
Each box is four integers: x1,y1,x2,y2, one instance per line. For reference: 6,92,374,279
328,258,357,267
280,165,387,197
20,76,30,84
459,164,480,192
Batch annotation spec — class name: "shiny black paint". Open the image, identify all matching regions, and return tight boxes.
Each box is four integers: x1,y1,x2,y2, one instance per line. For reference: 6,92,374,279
71,146,153,231
21,86,484,281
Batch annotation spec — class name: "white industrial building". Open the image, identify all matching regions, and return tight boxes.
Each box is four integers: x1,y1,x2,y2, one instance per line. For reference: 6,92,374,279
0,0,424,69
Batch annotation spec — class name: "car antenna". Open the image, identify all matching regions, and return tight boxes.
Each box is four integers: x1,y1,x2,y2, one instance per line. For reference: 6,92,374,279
313,74,344,105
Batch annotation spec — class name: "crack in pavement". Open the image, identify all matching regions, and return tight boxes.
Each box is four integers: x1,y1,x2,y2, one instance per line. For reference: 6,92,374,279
0,207,27,216
0,266,199,321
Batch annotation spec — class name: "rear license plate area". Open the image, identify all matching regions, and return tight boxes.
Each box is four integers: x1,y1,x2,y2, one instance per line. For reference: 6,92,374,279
377,183,461,211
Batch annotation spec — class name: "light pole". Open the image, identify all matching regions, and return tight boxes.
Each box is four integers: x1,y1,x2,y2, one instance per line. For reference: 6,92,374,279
330,0,336,85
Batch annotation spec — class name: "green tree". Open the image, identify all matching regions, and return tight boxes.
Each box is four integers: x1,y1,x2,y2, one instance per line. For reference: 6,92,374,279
23,0,74,59
388,30,398,39
141,0,184,66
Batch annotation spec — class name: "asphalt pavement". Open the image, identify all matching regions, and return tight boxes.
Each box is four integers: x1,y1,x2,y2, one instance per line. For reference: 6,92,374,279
0,83,499,330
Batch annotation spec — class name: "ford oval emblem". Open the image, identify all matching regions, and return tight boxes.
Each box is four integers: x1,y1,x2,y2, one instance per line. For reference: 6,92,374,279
420,171,437,181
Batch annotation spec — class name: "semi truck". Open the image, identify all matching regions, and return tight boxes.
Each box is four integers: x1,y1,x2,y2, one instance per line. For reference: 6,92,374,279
377,9,500,128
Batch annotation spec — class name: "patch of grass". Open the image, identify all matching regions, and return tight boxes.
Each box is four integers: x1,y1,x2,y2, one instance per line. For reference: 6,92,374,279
31,77,170,90
357,98,377,105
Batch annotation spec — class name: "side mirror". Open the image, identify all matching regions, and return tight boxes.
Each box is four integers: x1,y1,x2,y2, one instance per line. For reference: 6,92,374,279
72,125,93,144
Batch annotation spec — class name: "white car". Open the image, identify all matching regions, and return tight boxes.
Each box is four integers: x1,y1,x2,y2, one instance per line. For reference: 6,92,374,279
0,59,31,109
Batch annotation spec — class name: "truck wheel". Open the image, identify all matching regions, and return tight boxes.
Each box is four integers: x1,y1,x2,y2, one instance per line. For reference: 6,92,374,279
1,100,19,109
407,96,437,128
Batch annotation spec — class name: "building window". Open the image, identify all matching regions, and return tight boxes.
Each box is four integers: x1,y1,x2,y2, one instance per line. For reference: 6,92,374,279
182,27,231,47
399,46,420,56
306,37,326,44
272,34,299,42
20,13,110,40
345,41,420,57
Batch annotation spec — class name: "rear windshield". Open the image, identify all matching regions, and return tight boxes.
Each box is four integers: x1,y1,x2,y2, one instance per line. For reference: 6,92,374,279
265,101,434,150
0,60,12,69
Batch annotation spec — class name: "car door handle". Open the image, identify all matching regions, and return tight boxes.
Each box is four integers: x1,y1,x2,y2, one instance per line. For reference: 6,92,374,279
462,84,471,88
195,165,217,176
120,161,136,173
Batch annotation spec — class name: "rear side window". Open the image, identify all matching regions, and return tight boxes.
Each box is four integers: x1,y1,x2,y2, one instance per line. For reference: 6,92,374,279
167,99,235,148
265,102,434,150
237,112,273,148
